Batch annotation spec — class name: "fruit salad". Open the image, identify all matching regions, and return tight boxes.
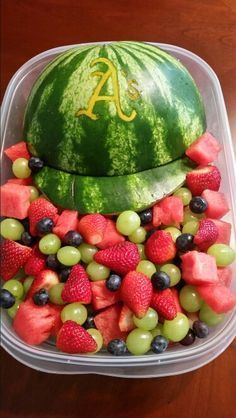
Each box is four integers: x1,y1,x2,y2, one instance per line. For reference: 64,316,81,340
1,132,235,356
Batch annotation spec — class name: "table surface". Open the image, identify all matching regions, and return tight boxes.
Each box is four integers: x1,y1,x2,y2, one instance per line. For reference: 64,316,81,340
1,1,236,417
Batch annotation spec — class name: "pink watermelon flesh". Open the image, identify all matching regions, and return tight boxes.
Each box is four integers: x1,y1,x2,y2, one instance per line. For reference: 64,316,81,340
0,183,31,219
7,177,32,186
209,219,231,244
202,189,229,219
181,251,218,285
217,267,232,288
186,132,221,165
118,304,135,332
170,288,183,313
153,196,183,226
97,219,125,249
197,283,236,313
91,280,121,310
94,304,127,346
4,141,30,161
53,210,79,239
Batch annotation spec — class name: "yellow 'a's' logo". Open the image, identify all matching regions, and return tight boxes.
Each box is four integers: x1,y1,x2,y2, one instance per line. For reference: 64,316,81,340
76,58,139,122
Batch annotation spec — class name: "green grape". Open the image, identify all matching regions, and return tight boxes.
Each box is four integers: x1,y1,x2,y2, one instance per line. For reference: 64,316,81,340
78,243,98,264
28,186,39,202
128,227,147,244
160,264,181,287
207,244,236,267
0,218,24,241
116,210,141,235
162,312,189,342
182,207,204,224
182,220,199,235
61,302,87,325
133,308,158,330
13,268,26,280
39,233,61,255
164,227,181,242
12,158,31,179
173,187,192,206
49,283,65,305
126,328,153,355
151,323,163,338
86,261,110,281
136,244,146,260
136,260,156,278
7,300,21,319
3,279,24,299
179,285,203,312
57,246,81,266
199,302,225,326
23,276,34,294
87,328,103,352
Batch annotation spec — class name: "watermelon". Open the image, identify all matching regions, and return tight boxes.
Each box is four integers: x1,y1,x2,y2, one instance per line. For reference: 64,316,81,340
0,183,31,219
94,304,127,346
181,251,218,285
97,219,125,249
7,177,33,186
185,132,221,165
4,141,30,161
91,280,121,310
53,210,79,239
118,305,136,332
217,267,232,288
209,219,231,244
152,196,183,226
202,190,229,219
196,284,236,314
24,41,205,214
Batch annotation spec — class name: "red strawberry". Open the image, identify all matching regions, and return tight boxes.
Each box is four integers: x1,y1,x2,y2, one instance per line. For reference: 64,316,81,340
194,218,219,250
186,165,221,196
170,288,183,313
13,299,54,345
119,304,135,332
78,214,107,245
145,230,176,264
0,239,32,280
61,264,92,304
94,241,140,275
27,269,59,298
56,321,97,353
120,271,153,318
151,289,177,320
97,219,125,249
24,244,46,276
28,197,58,236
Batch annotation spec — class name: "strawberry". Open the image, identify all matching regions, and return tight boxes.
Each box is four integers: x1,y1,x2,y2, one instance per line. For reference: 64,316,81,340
151,289,177,320
186,165,221,196
28,197,58,236
0,239,32,280
13,299,54,345
56,320,97,353
120,271,153,318
78,214,107,245
27,269,59,298
194,218,219,250
61,264,92,304
96,219,125,249
24,244,46,276
94,241,140,275
145,230,176,264
118,304,135,332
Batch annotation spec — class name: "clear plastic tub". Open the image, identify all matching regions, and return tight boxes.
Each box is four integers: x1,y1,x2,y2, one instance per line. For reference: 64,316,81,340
1,42,236,377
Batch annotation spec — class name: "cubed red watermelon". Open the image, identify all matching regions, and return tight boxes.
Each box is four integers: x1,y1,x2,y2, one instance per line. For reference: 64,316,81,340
217,267,232,288
4,141,30,161
94,304,128,346
170,288,183,313
91,280,121,310
0,183,31,219
53,210,79,239
7,177,33,186
202,189,229,219
209,219,231,244
181,251,218,285
96,219,125,249
185,132,221,165
48,304,63,336
197,283,236,313
152,196,183,226
152,205,163,227
118,304,135,332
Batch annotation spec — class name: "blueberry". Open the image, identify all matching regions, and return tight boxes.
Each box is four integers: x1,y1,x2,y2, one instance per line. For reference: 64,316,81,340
180,329,196,346
28,157,44,172
21,231,35,246
33,288,49,305
63,230,83,246
174,278,186,291
46,254,61,270
146,228,157,240
0,289,15,309
106,274,122,291
151,335,168,353
21,218,30,231
193,320,209,338
107,339,127,355
139,208,153,225
151,271,170,290
36,217,54,234
59,267,71,282
176,233,195,252
83,314,96,329
189,196,208,214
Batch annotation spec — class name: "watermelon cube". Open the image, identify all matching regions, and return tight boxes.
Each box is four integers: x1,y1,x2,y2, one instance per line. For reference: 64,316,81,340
152,205,163,227
91,280,121,310
94,304,127,346
4,141,30,161
170,288,183,313
209,219,231,244
7,177,33,186
217,267,232,288
97,219,125,249
0,183,31,219
181,251,218,285
53,210,79,239
197,283,236,313
153,196,183,226
186,132,221,165
202,189,229,219
118,304,135,332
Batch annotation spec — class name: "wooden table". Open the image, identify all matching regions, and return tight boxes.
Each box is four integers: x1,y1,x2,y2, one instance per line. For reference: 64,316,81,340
1,1,235,417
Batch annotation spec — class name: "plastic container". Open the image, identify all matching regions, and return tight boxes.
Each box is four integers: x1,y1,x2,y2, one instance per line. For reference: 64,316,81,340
1,42,236,377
